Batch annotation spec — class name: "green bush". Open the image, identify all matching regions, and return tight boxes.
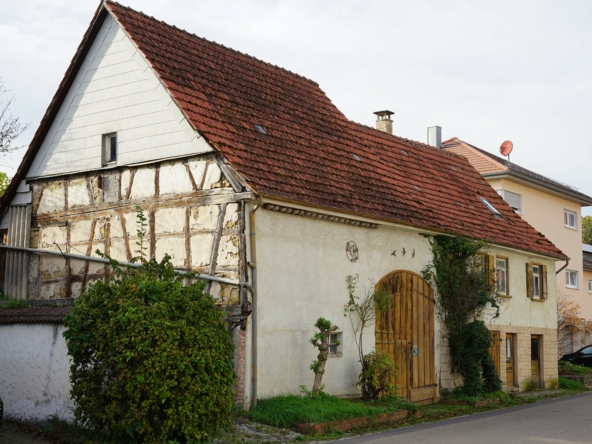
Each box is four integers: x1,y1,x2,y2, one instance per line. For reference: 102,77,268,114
63,255,235,443
558,376,586,390
358,350,397,400
558,360,592,376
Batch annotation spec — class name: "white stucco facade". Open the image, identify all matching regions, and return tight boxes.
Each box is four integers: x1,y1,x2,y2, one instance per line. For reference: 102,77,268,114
246,199,560,401
0,324,73,421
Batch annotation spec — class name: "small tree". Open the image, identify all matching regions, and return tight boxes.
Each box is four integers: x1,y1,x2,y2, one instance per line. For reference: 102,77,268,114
309,318,339,396
0,78,29,159
422,235,502,396
0,172,9,197
344,275,395,399
557,289,592,356
582,216,592,245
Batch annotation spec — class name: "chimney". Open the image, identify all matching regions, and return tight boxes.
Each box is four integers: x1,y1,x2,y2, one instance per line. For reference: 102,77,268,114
427,126,442,148
374,110,394,135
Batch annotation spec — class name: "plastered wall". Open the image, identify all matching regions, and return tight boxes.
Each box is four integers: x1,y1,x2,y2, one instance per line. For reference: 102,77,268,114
252,202,559,399
0,324,73,421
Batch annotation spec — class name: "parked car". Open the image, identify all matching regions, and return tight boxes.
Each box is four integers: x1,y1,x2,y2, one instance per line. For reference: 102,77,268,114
560,345,592,368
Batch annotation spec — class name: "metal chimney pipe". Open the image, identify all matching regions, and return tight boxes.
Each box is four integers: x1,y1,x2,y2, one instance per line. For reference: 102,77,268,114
427,126,442,148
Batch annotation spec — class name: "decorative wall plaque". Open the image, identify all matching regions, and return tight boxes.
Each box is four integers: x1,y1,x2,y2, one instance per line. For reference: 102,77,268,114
346,241,359,262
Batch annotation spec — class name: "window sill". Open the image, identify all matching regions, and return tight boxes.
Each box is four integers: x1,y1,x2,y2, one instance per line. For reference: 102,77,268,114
497,294,512,299
531,298,545,302
564,225,578,230
566,286,578,290
328,353,343,358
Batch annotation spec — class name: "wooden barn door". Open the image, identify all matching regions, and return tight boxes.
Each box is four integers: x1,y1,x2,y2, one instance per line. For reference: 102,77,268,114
375,271,438,404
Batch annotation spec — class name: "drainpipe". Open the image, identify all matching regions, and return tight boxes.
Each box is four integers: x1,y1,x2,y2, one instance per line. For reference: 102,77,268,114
556,258,570,275
249,196,263,407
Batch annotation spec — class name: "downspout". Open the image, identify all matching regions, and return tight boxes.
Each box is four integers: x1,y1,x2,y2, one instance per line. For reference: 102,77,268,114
556,258,570,275
249,196,263,407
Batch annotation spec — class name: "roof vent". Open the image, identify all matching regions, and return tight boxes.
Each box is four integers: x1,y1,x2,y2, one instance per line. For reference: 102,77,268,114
374,110,394,135
427,126,442,147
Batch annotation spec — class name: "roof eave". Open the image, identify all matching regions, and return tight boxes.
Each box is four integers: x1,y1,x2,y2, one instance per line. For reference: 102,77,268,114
482,171,592,207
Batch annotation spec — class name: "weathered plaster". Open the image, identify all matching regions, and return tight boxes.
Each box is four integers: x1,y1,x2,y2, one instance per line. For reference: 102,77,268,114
0,324,73,421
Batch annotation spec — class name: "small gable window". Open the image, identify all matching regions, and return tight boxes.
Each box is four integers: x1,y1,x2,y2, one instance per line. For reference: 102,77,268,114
102,133,117,166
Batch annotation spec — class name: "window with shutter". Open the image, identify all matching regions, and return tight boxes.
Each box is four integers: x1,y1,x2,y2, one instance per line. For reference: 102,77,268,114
526,262,547,300
497,190,522,214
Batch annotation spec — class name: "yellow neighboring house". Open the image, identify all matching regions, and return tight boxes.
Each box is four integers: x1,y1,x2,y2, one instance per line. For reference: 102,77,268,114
442,138,592,349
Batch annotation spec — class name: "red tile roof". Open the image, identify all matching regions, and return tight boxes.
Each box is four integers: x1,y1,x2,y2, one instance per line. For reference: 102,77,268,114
442,138,592,206
1,2,565,260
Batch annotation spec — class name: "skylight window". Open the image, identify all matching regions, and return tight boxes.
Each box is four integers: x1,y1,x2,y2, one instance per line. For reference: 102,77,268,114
255,125,266,134
478,196,503,218
351,153,361,162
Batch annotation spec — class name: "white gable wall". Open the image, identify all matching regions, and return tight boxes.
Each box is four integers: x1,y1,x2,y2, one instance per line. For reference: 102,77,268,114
27,13,211,180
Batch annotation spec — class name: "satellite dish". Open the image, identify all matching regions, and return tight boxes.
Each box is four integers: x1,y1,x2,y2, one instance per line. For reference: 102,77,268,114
500,140,513,157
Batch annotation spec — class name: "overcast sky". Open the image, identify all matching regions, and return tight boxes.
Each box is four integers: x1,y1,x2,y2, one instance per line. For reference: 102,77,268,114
2,0,592,215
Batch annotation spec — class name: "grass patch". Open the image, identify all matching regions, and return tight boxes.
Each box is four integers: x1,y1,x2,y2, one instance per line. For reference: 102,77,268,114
558,376,587,390
249,393,415,429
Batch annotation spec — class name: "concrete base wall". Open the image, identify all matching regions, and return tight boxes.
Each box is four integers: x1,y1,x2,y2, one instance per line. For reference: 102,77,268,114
0,324,73,421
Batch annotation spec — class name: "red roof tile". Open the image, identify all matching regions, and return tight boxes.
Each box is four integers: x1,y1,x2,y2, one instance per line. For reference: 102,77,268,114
2,2,565,260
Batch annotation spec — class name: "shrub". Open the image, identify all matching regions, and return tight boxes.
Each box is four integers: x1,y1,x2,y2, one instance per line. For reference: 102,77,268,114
422,235,502,396
63,254,235,443
558,360,592,376
358,350,397,400
558,376,586,390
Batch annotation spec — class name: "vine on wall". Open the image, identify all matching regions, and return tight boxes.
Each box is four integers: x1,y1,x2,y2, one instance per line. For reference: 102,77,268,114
422,235,502,396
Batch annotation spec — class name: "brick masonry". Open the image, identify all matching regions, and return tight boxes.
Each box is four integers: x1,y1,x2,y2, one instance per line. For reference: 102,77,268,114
297,410,422,435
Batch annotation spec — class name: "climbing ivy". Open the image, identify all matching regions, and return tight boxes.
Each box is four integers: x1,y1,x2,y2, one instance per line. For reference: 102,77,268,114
422,235,502,396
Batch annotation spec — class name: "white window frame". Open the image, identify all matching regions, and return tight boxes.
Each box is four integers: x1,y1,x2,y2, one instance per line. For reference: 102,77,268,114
328,332,343,357
102,132,117,166
566,270,578,289
564,210,577,229
497,189,522,214
496,257,509,295
532,265,541,299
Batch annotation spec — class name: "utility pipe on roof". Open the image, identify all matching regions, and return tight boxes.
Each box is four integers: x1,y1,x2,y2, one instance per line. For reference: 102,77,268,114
0,244,246,287
249,195,263,408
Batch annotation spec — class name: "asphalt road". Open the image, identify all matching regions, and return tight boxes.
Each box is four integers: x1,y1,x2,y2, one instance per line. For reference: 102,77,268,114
335,392,592,444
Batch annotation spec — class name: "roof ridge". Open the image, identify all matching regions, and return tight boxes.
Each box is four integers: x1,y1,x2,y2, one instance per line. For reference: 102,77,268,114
351,121,467,160
448,138,508,172
106,1,319,87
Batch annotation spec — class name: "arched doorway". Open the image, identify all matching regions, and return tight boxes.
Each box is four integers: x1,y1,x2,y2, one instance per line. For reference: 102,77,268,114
375,271,438,403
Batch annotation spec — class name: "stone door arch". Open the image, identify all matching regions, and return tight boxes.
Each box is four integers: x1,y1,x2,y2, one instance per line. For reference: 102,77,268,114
375,270,438,403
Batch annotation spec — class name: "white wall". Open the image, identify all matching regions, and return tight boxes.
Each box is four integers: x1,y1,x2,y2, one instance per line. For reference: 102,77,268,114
251,201,559,399
0,324,73,421
27,14,211,179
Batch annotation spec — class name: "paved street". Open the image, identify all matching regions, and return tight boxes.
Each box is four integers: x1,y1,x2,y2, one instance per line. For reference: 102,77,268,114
336,392,592,444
